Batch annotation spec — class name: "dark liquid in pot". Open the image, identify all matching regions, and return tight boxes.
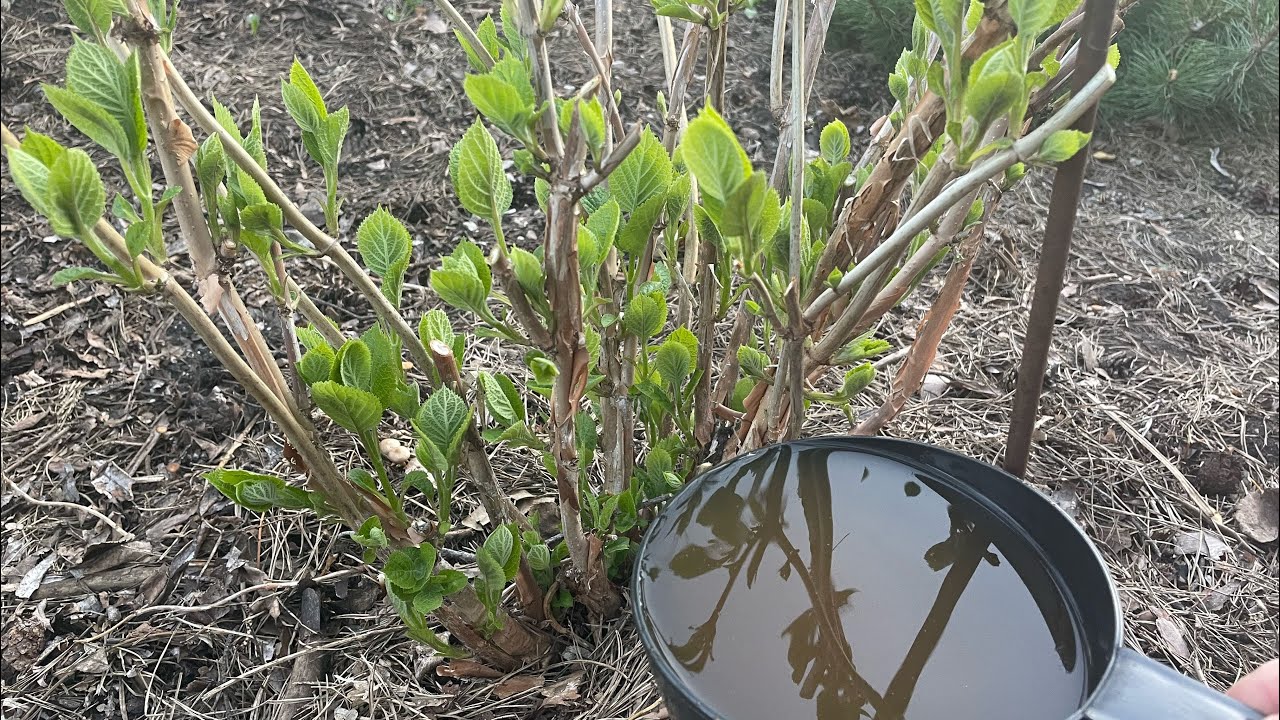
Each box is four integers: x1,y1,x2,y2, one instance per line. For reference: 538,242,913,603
636,444,1088,720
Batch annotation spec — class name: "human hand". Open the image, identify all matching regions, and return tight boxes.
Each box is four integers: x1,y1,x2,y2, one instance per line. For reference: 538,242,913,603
1228,659,1280,720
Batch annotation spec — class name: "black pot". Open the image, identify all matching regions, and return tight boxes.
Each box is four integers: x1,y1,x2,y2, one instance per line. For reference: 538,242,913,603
632,437,1262,720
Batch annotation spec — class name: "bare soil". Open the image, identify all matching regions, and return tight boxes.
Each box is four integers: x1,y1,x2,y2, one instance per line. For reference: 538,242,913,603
2,1,1277,719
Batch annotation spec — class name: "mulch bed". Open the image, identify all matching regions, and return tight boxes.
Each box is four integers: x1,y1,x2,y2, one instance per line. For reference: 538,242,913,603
2,1,1276,718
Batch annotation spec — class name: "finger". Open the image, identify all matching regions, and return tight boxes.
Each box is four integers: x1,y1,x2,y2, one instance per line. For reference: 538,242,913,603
1227,660,1280,714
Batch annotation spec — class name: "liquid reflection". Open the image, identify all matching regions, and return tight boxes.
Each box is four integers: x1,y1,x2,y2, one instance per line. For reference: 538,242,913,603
644,443,1082,720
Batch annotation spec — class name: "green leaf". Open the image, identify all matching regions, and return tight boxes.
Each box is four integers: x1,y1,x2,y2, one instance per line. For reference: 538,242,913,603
430,256,489,316
483,422,545,450
585,199,620,256
192,136,226,194
655,3,704,23
356,207,412,276
451,118,512,220
478,372,524,425
1036,129,1091,164
624,293,667,340
7,149,60,233
416,387,471,459
655,338,692,389
611,128,673,213
426,568,468,596
965,42,1025,133
281,80,321,133
412,589,445,616
528,355,558,385
842,362,876,398
1050,0,1079,23
354,516,389,551
239,202,283,235
681,105,750,202
289,59,328,115
296,325,331,352
19,127,66,167
338,339,373,390
298,346,334,385
405,469,435,499
65,40,145,159
557,97,606,158
720,171,768,240
205,469,312,513
418,309,457,352
833,335,891,365
508,247,546,303
51,266,119,286
63,0,114,38
124,220,151,258
311,381,383,433
483,525,519,580
737,345,771,379
616,191,666,256
48,149,105,235
819,120,851,163
42,84,130,161
464,64,532,140
526,543,551,571
384,546,434,592
361,326,403,407
1008,0,1055,39
475,546,506,618
668,325,698,360
576,409,598,467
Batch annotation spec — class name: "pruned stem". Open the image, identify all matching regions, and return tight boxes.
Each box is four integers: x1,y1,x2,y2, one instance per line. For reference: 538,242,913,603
768,0,837,192
160,59,438,379
123,2,292,407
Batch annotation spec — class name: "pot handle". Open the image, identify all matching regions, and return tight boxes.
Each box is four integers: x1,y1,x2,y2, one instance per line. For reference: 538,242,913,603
1083,648,1264,720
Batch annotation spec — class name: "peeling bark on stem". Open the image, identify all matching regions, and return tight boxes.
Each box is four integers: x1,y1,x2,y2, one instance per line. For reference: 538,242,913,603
160,59,439,380
124,5,292,407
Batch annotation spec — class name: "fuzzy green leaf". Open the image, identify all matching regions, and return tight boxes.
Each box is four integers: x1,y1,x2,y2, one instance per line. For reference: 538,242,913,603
124,219,151,258
681,106,750,202
655,338,692,389
965,42,1025,132
585,198,621,256
611,128,672,213
63,0,115,38
418,309,457,354
478,372,524,425
7,149,64,233
48,148,105,235
1036,129,1092,164
298,346,334,385
557,97,607,158
311,381,383,433
483,525,519,580
205,469,312,513
51,266,119,286
338,339,373,391
451,118,512,220
281,80,321,133
624,293,667,340
356,207,412,277
819,120,851,164
65,40,145,159
416,387,471,459
464,63,532,140
19,127,66,167
615,191,666,256
737,345,771,379
42,84,130,162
